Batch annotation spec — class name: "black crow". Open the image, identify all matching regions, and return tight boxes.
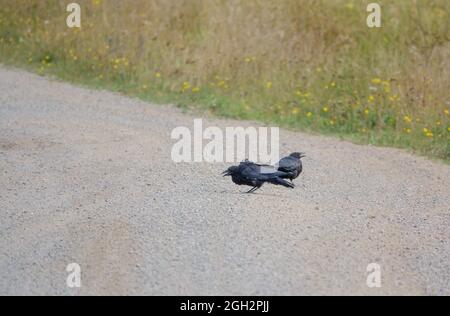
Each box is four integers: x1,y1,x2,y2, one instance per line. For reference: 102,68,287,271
277,152,305,182
223,160,295,193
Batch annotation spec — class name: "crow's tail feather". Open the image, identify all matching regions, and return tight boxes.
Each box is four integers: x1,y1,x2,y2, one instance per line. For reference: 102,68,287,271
267,177,295,188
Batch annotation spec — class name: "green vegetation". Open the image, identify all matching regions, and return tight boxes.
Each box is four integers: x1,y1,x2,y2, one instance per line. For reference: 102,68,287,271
0,0,449,160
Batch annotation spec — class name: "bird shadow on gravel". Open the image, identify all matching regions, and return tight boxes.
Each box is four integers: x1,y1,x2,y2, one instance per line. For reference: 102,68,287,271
217,190,299,199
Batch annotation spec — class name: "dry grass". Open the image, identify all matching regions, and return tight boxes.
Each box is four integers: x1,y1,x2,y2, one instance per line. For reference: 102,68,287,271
1,0,449,160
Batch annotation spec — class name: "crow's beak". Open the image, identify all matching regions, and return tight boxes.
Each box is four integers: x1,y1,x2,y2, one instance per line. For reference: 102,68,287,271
300,153,306,158
222,170,231,177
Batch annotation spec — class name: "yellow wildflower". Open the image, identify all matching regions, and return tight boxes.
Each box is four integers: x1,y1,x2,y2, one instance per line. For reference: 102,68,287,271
391,95,400,101
371,78,382,85
182,81,191,92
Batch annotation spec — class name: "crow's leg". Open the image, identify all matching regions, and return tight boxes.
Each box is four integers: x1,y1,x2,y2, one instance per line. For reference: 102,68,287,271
246,187,258,194
247,185,264,193
252,186,262,193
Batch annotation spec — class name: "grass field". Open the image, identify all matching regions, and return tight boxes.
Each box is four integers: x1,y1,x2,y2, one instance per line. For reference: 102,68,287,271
0,0,449,160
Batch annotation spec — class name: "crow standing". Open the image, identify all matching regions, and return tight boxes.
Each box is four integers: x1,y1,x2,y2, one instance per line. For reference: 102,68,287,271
223,160,295,193
277,152,305,182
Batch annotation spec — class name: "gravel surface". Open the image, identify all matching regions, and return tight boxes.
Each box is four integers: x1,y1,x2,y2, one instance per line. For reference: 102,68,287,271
0,66,449,295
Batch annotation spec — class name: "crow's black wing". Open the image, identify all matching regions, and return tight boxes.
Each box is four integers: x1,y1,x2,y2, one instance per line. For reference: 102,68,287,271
239,162,295,189
240,161,275,175
240,162,262,180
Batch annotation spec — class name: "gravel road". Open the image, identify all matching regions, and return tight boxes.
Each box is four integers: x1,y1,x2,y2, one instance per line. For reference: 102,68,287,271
0,66,449,295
